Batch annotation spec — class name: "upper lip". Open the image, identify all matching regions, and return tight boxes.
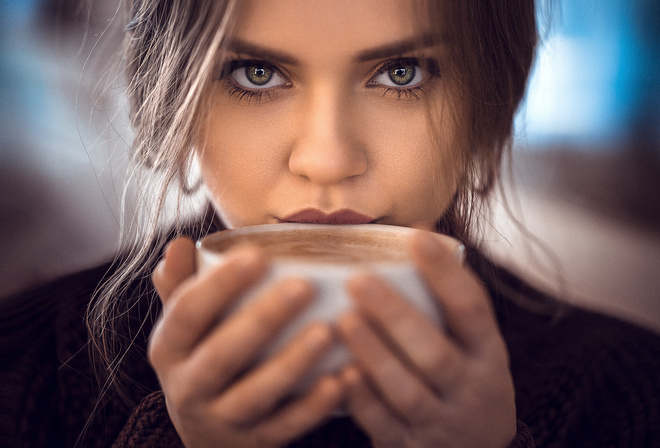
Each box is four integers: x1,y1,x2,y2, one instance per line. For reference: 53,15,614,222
280,209,376,225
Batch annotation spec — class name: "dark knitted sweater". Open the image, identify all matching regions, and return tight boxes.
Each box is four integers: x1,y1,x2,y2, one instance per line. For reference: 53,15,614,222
1,248,660,448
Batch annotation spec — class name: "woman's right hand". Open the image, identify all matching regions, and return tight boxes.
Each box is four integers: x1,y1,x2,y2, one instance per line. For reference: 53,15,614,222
149,237,344,448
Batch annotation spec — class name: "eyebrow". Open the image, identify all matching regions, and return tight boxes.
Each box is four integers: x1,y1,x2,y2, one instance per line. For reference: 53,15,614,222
227,33,445,66
355,33,446,62
227,39,301,65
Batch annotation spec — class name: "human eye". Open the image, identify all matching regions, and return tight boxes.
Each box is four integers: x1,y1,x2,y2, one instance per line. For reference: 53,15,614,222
367,57,441,100
218,59,291,103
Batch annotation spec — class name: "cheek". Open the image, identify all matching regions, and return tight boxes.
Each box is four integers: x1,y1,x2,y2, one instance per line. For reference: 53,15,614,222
367,103,461,220
195,103,290,227
197,102,283,186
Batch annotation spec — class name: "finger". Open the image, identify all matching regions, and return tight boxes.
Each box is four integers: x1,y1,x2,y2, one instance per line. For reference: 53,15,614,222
410,231,501,354
215,323,334,424
341,366,407,448
254,375,345,446
152,237,197,304
184,277,314,395
149,245,267,366
346,274,464,391
337,312,441,422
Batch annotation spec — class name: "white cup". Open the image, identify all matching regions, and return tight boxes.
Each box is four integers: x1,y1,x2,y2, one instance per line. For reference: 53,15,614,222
196,223,463,394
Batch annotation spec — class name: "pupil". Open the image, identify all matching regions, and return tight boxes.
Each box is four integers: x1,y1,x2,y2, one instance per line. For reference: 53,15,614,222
389,65,415,86
247,65,272,86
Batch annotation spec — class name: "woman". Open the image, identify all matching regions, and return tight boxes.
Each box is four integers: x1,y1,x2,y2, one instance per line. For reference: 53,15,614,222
2,1,659,447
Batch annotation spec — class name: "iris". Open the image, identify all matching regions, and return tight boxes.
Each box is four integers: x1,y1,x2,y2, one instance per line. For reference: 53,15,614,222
388,64,416,85
245,64,273,86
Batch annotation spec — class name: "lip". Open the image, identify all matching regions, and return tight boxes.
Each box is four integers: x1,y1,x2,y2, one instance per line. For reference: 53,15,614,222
280,209,376,225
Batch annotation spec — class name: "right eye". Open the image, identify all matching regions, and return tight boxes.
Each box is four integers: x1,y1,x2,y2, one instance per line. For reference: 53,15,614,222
228,61,288,89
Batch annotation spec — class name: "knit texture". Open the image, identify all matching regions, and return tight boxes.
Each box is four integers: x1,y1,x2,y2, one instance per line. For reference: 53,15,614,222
1,250,659,447
112,392,183,448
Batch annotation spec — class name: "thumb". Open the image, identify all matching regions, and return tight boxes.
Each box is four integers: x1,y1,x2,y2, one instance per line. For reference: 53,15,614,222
152,237,197,305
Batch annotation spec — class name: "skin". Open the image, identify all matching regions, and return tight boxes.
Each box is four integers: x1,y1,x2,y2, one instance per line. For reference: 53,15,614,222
148,1,517,447
196,0,459,229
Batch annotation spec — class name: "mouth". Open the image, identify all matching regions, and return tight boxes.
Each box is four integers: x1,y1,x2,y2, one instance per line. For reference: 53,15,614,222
279,209,377,225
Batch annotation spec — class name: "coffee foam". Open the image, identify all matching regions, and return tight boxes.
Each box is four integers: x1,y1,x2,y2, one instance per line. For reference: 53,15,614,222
201,226,410,264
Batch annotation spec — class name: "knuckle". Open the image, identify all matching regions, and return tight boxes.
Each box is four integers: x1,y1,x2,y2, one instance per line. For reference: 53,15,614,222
217,391,267,426
164,383,196,418
392,381,428,417
236,402,261,422
147,326,167,367
420,347,464,388
442,357,465,385
378,359,400,383
418,344,450,375
215,401,245,426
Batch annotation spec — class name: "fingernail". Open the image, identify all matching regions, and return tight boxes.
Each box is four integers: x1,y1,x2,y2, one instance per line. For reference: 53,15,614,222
338,311,367,339
349,274,387,303
340,364,362,387
281,278,313,304
305,325,332,351
152,259,165,280
454,243,466,264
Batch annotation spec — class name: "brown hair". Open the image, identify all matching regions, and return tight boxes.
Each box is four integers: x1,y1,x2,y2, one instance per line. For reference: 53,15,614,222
430,1,538,238
89,0,539,405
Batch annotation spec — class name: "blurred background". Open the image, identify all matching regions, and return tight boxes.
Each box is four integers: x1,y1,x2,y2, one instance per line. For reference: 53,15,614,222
1,0,659,332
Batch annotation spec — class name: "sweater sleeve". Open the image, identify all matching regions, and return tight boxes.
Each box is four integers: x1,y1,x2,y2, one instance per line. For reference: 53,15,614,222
506,307,660,448
112,394,539,448
509,420,536,448
113,391,185,448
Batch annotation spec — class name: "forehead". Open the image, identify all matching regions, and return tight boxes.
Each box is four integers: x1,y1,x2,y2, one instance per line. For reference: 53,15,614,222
232,0,431,58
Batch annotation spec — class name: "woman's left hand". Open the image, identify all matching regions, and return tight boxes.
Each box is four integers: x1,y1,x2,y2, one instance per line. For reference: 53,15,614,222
337,231,517,448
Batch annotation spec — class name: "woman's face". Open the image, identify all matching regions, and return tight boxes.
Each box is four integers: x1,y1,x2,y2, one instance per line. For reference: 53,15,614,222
197,0,462,229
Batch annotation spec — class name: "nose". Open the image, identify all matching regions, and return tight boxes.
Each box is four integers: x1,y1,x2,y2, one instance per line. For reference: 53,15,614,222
288,83,368,185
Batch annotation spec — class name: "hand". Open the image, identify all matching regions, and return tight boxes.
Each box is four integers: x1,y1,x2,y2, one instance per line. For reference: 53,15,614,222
337,231,516,448
149,237,345,448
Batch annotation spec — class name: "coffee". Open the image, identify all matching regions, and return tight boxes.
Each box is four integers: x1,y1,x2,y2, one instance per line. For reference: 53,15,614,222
199,225,411,264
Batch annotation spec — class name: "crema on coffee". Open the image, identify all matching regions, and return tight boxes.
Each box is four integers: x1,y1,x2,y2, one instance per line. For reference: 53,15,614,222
200,225,411,263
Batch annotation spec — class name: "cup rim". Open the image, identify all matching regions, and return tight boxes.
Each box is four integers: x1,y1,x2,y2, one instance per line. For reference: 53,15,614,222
196,223,462,266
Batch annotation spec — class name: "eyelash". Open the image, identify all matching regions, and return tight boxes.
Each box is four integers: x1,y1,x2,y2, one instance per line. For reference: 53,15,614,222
218,57,441,104
224,83,275,103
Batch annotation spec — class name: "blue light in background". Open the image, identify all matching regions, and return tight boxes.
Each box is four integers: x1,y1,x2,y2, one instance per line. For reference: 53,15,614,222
516,0,660,151
0,0,53,146
0,0,38,31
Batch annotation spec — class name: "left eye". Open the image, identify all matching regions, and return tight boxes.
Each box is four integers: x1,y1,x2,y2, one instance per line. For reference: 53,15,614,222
371,61,423,87
230,62,287,89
